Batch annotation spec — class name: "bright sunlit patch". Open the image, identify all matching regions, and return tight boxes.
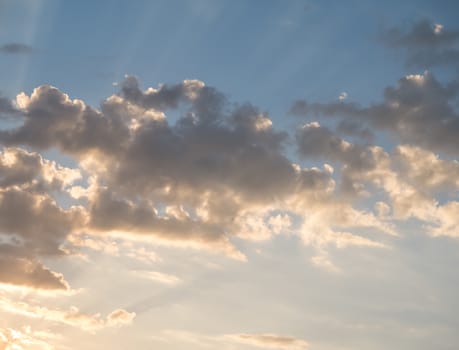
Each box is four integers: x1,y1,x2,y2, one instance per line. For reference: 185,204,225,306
434,23,444,34
253,114,273,131
338,91,348,101
1,4,459,349
0,326,55,350
405,72,428,85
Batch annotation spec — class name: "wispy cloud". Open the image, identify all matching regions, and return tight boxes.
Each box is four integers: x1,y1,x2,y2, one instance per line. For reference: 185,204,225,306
0,294,135,332
0,43,34,55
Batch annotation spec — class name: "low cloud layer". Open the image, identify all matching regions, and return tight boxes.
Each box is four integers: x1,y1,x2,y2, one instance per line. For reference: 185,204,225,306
1,77,393,270
0,61,458,288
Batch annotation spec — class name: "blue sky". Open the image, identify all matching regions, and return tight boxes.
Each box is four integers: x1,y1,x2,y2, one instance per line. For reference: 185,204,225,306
0,1,459,350
1,0,457,108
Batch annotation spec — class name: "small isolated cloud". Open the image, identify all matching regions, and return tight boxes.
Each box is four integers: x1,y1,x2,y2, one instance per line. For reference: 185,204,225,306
132,270,181,285
225,333,309,350
106,308,137,327
0,43,34,55
153,330,309,350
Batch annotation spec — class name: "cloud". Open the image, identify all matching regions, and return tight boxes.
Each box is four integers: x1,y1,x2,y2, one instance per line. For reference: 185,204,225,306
296,122,387,197
152,330,309,350
106,309,137,327
2,75,456,280
296,122,375,170
132,270,181,285
0,43,33,55
392,145,459,194
0,294,135,332
0,147,84,289
0,96,19,117
0,327,54,350
381,20,459,68
225,333,309,350
0,258,69,290
338,92,348,101
2,78,364,259
295,120,459,240
291,72,459,156
382,19,459,48
428,201,459,237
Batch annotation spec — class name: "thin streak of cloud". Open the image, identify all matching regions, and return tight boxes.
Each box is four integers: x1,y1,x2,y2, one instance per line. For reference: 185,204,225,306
0,43,34,55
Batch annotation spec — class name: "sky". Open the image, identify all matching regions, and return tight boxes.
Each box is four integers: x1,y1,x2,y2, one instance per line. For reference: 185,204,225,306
0,0,459,349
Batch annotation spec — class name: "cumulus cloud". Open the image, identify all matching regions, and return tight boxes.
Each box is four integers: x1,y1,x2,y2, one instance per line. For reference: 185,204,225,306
295,120,459,240
296,122,387,197
1,74,457,282
0,258,69,290
0,147,84,289
381,19,459,68
291,72,459,156
392,145,459,194
428,201,459,237
2,77,379,261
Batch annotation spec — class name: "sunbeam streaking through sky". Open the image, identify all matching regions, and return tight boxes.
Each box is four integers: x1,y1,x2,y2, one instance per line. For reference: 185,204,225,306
0,1,459,349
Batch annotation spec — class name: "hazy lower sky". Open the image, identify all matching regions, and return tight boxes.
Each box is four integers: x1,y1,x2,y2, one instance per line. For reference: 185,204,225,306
1,1,459,349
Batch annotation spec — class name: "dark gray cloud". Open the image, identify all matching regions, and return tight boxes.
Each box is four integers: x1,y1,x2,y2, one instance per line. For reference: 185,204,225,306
0,86,129,154
0,148,83,289
0,78,350,258
382,19,459,48
291,72,459,155
336,120,374,143
296,122,381,197
405,49,459,69
382,20,459,69
0,42,33,55
120,75,218,113
1,76,429,269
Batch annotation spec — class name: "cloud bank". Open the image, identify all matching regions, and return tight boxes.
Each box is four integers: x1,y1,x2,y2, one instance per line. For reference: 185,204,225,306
0,43,458,289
